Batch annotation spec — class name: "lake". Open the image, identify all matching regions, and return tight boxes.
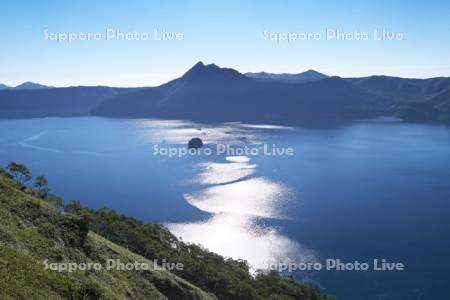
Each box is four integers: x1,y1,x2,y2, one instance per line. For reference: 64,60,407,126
1,116,449,299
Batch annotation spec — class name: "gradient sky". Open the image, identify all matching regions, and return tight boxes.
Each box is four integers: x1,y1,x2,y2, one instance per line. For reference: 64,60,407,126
1,0,450,87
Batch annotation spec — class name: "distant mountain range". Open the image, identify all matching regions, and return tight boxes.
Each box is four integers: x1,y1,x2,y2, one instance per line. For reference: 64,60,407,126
0,82,51,90
1,62,449,124
245,70,328,82
91,62,387,125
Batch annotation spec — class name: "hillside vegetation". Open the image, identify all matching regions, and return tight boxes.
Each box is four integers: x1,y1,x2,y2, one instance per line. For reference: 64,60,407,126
0,164,332,300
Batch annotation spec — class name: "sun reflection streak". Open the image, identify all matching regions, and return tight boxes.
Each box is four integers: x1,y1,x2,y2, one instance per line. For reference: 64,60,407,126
136,119,316,270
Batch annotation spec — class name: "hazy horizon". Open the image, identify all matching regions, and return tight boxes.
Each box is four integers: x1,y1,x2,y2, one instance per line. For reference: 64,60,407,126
2,61,450,89
1,0,449,87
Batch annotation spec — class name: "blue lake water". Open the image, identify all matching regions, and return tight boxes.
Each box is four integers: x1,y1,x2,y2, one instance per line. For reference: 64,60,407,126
1,116,449,299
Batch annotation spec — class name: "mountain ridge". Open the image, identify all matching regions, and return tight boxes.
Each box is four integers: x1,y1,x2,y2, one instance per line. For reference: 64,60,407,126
90,63,388,124
0,82,51,90
1,62,449,124
245,69,329,82
15,81,50,89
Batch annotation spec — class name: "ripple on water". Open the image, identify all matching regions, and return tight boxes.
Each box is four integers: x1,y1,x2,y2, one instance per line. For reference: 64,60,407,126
194,157,256,185
185,177,288,218
168,213,316,270
155,124,316,270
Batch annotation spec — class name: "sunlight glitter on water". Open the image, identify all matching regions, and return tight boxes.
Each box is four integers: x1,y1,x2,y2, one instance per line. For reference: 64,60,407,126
136,119,316,270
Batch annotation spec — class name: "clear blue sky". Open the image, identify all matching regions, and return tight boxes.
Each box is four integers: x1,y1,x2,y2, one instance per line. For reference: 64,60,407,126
1,0,449,87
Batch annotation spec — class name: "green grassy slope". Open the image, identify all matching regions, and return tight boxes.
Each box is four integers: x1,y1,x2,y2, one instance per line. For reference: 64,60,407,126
0,171,215,300
0,168,332,300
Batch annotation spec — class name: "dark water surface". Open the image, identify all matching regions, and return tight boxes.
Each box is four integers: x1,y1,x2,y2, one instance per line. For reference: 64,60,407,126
1,117,449,299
